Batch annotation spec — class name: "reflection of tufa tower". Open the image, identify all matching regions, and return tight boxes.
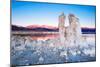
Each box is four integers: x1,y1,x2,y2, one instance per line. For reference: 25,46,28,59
58,12,66,44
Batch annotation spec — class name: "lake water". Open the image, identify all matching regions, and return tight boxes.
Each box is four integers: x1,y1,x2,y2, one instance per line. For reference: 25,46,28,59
11,33,96,66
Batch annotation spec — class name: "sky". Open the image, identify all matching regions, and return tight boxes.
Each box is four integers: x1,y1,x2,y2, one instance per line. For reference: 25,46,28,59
12,0,96,28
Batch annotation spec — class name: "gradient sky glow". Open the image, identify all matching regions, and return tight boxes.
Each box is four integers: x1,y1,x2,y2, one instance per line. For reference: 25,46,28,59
12,1,96,28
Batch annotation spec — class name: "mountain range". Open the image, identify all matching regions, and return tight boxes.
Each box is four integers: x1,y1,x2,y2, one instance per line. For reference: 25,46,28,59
12,25,96,34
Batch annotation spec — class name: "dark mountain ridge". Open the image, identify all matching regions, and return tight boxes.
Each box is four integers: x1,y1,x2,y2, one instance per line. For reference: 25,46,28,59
12,25,96,34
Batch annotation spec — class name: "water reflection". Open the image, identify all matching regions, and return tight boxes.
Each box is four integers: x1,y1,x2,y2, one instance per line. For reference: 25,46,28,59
31,34,59,40
30,34,95,41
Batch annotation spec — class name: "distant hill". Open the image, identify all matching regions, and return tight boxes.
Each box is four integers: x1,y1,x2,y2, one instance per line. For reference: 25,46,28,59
12,25,58,32
81,27,95,34
12,25,95,34
27,25,58,29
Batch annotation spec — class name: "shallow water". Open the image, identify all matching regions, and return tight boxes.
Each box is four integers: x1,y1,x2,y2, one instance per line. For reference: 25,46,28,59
11,34,96,66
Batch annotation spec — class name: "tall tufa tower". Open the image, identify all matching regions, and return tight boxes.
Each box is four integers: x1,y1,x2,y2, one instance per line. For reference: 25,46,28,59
58,12,66,44
68,14,82,46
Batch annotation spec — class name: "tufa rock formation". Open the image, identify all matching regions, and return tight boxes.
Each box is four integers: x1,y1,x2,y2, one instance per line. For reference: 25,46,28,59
58,13,82,47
